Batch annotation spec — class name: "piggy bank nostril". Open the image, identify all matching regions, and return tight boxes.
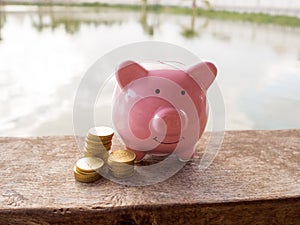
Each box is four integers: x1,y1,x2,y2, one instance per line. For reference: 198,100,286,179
152,107,184,134
151,115,167,133
165,115,180,128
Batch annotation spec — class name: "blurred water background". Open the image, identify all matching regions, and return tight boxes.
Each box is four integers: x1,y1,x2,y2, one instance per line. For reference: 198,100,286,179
0,1,299,136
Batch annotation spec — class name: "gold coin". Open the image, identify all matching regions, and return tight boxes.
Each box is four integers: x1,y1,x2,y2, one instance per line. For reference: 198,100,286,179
83,151,108,160
74,171,98,181
86,135,112,143
86,135,101,142
73,166,100,183
86,135,113,142
87,137,113,145
87,132,114,139
85,144,108,151
108,162,134,169
84,147,109,156
110,170,134,178
86,139,112,146
86,133,114,141
74,174,100,183
85,142,111,150
74,166,97,176
76,157,104,173
83,151,101,157
88,126,114,138
83,152,94,157
107,163,134,168
107,162,133,168
108,150,136,163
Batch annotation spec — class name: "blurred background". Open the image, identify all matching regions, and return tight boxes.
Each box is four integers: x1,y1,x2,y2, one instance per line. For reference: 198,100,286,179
0,0,299,136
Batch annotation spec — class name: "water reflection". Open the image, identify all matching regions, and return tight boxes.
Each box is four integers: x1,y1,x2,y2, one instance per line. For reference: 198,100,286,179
0,5,299,136
181,0,198,38
30,7,123,34
181,0,212,38
139,0,157,36
0,5,299,38
0,6,156,36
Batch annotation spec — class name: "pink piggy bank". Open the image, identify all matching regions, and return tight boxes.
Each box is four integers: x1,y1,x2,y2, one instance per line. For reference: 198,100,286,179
112,60,217,161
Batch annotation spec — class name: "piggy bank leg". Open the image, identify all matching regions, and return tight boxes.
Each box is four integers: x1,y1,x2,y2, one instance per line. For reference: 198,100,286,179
175,147,195,162
126,148,146,162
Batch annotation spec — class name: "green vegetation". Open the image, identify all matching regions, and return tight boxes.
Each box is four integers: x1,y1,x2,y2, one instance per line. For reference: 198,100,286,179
181,29,198,38
161,5,300,27
32,16,119,34
2,1,300,27
178,8,300,27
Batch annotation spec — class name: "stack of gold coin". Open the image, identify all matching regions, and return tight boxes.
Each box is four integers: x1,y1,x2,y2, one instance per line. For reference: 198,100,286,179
107,150,136,178
84,126,114,159
74,157,104,183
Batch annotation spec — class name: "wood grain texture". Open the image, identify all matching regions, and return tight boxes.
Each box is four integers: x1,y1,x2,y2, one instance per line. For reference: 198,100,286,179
0,130,299,225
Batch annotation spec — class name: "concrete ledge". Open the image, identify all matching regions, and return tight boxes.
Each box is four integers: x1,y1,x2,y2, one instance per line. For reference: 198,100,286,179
0,130,299,224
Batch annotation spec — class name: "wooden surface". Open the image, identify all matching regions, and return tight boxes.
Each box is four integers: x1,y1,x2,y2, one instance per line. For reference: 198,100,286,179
0,130,299,225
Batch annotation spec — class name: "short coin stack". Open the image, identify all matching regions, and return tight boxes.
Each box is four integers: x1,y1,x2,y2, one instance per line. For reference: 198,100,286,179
84,126,114,160
74,157,104,183
108,150,136,178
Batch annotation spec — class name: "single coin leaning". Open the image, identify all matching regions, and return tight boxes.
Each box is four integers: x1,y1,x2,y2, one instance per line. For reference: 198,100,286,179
108,150,136,163
76,157,104,172
88,126,114,138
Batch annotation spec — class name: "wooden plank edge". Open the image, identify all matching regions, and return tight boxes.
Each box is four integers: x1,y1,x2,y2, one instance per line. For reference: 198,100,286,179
0,197,299,225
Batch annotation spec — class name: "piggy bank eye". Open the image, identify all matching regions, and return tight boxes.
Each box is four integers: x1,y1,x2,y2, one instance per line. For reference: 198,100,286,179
181,90,186,95
155,89,160,94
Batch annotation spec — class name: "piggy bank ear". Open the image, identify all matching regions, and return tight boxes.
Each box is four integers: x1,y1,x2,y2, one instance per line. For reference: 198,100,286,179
116,60,148,88
187,61,217,91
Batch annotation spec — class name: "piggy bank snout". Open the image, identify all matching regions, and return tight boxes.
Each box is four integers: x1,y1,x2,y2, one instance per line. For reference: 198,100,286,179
151,107,187,135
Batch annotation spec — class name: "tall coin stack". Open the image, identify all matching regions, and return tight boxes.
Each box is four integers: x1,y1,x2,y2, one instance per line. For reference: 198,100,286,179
108,150,136,178
74,157,104,183
84,126,114,160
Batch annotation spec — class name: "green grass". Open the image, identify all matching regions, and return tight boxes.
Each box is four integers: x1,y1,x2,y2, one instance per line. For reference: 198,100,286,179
1,1,300,27
197,9,300,27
